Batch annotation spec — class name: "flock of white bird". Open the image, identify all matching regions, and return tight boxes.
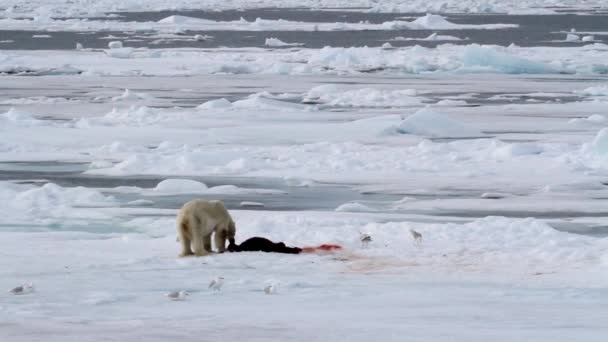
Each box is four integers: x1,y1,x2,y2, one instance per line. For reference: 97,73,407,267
9,230,423,301
360,228,422,248
165,276,277,301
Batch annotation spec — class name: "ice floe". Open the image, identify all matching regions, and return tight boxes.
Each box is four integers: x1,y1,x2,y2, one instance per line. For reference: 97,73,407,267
0,13,518,33
576,85,608,96
265,37,304,47
0,0,604,19
397,107,483,138
304,85,424,107
4,42,608,77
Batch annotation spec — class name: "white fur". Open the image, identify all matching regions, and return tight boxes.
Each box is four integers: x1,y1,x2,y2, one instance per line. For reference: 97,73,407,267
176,200,236,257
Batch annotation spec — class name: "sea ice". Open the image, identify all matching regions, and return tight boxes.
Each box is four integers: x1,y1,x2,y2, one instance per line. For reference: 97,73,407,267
397,107,482,138
335,202,376,212
587,128,608,155
462,45,557,74
240,201,265,208
265,37,304,47
197,98,233,110
391,33,463,41
304,85,422,107
0,0,604,18
582,35,595,42
566,33,580,42
0,12,518,33
108,41,123,49
153,179,208,193
576,85,608,96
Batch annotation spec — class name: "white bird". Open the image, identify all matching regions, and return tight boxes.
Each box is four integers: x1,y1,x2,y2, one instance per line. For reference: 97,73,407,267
166,290,189,301
410,229,423,246
359,232,372,248
209,276,224,292
9,283,34,295
264,284,277,295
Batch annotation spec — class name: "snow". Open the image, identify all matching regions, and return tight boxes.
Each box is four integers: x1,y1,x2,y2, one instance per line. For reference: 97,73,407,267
391,33,463,41
583,35,596,42
240,201,265,208
4,42,608,77
112,89,150,102
104,47,135,59
304,85,423,107
194,34,210,41
434,99,468,106
588,128,608,155
493,142,544,158
423,32,462,41
568,114,607,125
197,98,233,110
0,182,116,223
577,85,608,96
335,202,376,212
1,209,608,341
566,33,580,42
153,179,208,193
107,41,123,49
158,15,215,25
406,13,514,30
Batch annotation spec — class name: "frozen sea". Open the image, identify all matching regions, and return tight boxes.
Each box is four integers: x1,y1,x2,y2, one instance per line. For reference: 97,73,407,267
1,2,608,341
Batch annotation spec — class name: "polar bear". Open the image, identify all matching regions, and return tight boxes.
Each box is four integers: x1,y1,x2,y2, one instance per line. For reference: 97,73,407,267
176,199,236,257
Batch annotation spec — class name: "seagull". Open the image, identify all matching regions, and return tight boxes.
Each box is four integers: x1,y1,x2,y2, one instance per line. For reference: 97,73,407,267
360,232,372,248
264,284,277,295
410,229,423,246
9,283,34,295
166,290,189,301
209,276,224,292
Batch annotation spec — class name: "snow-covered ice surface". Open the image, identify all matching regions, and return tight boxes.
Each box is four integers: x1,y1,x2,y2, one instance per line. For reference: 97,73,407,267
2,4,608,342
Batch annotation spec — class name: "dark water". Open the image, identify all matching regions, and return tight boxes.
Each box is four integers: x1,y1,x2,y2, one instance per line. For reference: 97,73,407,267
2,162,608,236
0,10,607,50
0,162,402,212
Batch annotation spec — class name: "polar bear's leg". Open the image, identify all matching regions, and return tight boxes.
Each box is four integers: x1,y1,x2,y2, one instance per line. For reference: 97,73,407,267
178,220,194,257
214,227,227,253
179,236,193,257
191,218,210,256
203,234,212,252
227,220,236,246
